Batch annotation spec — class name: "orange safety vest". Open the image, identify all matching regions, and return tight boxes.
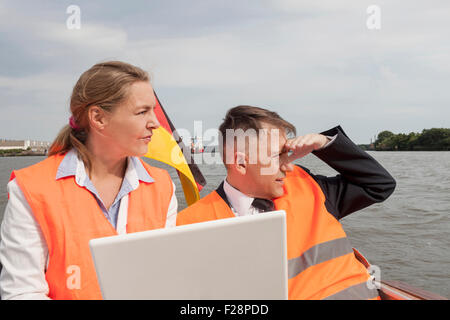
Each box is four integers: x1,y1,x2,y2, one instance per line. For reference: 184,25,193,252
177,166,380,300
12,153,173,300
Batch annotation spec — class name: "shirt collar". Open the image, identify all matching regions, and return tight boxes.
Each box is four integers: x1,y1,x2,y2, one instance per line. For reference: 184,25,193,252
55,148,78,180
223,178,255,216
55,149,154,187
125,156,154,188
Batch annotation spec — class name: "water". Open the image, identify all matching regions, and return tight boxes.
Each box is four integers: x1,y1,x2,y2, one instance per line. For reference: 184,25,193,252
0,152,449,298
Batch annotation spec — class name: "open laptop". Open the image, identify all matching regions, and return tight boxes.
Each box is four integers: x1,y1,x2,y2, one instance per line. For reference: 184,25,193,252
89,210,288,300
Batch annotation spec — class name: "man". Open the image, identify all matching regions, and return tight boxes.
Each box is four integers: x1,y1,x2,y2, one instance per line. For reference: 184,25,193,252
177,105,396,300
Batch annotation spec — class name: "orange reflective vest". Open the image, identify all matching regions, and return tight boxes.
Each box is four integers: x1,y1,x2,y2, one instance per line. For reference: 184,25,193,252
12,153,173,300
177,166,380,300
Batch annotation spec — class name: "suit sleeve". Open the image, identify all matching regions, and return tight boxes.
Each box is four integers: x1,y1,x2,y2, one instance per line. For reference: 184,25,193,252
299,125,396,220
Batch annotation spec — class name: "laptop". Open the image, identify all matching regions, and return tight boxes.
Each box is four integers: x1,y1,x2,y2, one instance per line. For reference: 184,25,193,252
89,210,288,300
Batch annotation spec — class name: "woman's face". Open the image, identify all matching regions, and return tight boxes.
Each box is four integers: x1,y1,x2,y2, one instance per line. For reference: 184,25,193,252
101,81,160,157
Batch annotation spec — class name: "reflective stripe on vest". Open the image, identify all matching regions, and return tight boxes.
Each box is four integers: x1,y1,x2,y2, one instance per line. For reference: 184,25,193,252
324,281,380,300
287,236,379,300
288,237,353,279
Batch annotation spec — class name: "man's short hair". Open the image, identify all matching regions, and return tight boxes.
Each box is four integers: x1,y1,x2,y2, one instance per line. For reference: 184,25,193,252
218,105,296,163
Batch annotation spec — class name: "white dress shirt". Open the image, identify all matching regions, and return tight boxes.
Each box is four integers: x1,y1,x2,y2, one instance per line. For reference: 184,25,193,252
223,179,262,216
0,149,178,300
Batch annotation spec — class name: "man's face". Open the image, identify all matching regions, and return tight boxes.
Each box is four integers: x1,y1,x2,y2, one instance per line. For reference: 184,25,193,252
243,123,294,199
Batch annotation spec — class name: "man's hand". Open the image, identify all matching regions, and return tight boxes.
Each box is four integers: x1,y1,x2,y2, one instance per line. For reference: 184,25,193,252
284,134,330,163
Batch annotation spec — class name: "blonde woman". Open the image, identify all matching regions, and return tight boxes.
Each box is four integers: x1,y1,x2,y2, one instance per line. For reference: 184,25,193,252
0,61,178,300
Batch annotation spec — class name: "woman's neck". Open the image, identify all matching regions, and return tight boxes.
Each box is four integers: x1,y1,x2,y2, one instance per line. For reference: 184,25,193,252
85,136,128,180
90,153,127,180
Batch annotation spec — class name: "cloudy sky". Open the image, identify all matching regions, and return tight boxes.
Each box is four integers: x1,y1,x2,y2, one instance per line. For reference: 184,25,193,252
1,0,449,144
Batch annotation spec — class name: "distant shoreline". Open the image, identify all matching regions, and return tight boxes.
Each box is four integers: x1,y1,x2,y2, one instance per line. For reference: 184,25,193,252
0,151,47,157
357,145,450,151
369,128,450,151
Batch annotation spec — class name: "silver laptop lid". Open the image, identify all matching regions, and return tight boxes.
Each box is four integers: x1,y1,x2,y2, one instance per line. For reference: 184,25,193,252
89,210,288,300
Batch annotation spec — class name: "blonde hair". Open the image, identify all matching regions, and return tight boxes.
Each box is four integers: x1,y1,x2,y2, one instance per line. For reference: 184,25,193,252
49,61,149,172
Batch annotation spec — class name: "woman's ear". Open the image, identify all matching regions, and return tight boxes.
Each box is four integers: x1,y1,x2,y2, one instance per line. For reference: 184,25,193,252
87,105,108,131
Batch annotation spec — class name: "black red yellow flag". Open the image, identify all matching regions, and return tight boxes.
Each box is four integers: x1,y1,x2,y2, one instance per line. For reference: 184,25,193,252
144,92,206,206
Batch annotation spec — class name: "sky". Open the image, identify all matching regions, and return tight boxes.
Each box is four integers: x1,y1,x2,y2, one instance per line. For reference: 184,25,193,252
1,0,449,144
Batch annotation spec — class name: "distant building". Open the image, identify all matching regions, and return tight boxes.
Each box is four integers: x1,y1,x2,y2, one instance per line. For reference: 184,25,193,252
0,139,51,152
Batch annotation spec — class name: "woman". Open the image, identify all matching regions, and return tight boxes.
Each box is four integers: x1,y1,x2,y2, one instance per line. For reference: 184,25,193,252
0,61,178,300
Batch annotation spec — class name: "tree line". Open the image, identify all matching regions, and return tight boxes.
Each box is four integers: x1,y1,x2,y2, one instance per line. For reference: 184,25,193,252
373,128,450,151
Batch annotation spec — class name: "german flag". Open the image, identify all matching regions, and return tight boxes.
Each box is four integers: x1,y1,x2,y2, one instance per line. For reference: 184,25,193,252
144,91,206,206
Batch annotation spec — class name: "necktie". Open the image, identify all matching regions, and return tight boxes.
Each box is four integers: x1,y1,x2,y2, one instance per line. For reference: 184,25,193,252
251,198,275,212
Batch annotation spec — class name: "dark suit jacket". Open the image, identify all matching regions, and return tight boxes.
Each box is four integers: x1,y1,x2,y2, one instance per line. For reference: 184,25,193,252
303,125,396,220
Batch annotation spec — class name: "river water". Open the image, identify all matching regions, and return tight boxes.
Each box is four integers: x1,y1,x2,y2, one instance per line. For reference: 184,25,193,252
0,151,449,298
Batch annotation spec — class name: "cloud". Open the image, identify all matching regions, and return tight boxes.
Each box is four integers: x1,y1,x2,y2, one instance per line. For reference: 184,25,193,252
0,73,73,93
41,22,128,53
1,0,449,143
